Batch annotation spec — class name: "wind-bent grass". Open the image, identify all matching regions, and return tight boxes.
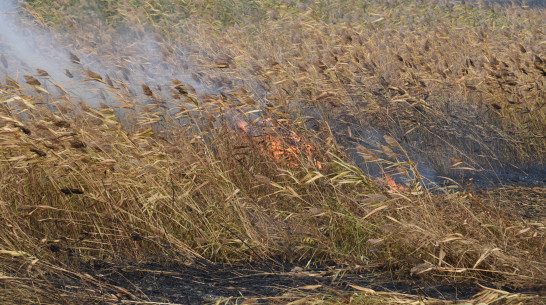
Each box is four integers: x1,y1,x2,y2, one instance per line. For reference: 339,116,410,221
0,0,544,303
34,0,545,175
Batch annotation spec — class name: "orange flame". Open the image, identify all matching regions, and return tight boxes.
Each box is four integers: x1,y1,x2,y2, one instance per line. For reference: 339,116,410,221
235,117,321,169
383,174,407,192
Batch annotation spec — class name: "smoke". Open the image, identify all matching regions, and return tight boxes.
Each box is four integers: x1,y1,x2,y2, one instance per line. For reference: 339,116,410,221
1,0,543,188
0,0,216,108
482,0,546,7
0,1,72,85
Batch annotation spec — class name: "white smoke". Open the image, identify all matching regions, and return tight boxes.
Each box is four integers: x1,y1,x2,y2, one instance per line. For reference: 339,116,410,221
0,0,215,107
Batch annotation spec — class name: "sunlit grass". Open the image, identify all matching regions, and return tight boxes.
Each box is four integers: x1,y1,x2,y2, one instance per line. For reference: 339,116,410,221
0,0,544,303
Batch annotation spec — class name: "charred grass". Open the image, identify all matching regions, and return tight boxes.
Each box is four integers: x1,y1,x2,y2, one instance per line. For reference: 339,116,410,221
0,0,545,303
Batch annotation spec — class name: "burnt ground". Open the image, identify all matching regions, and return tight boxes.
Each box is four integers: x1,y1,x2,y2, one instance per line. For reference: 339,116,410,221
46,258,545,305
45,187,544,305
478,186,546,220
68,261,479,304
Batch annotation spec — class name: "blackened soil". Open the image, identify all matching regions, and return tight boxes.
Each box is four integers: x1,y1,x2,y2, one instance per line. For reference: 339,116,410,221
478,186,546,220
55,260,515,304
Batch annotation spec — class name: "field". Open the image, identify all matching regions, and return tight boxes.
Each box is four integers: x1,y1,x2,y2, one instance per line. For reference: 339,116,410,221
0,0,545,304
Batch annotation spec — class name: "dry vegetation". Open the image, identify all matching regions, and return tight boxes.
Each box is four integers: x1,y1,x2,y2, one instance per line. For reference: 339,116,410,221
1,0,545,304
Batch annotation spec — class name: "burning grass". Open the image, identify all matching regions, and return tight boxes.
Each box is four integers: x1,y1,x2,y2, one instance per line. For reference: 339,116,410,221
0,0,545,303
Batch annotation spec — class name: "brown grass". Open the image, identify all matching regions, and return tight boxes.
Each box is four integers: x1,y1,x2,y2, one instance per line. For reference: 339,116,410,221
0,0,544,303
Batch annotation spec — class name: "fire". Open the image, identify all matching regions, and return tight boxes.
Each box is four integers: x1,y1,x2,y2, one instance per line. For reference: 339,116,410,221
382,173,408,192
233,114,406,191
234,117,322,169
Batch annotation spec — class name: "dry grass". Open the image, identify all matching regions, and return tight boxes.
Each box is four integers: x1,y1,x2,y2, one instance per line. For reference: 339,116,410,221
0,0,544,303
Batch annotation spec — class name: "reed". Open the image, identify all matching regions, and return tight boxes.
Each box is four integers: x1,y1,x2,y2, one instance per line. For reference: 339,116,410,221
0,0,544,303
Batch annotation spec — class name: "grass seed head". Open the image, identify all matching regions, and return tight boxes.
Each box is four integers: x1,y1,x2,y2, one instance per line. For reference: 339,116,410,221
24,75,41,86
36,68,49,77
141,84,155,97
69,52,80,64
86,69,103,80
357,145,379,161
6,76,20,88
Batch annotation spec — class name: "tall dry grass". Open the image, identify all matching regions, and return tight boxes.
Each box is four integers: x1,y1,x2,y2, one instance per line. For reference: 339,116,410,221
0,0,544,303
31,0,544,175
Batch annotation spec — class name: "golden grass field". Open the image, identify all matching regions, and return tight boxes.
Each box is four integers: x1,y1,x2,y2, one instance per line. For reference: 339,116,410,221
0,0,544,304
